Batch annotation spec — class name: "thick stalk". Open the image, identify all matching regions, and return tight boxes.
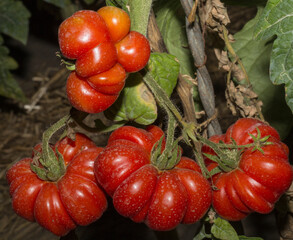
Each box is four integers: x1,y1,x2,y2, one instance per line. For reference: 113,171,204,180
129,0,153,36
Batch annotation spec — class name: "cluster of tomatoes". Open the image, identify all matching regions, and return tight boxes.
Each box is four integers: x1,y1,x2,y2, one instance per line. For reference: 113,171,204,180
6,118,293,236
58,6,151,113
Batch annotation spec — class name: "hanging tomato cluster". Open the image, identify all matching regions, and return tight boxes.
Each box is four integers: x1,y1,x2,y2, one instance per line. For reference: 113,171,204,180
202,118,293,221
58,6,151,113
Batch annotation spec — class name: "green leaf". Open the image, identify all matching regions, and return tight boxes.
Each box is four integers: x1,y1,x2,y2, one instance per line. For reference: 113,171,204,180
104,72,157,125
232,7,293,138
0,0,30,44
154,0,196,77
239,236,263,240
211,217,239,240
193,224,210,240
146,53,179,97
223,0,267,6
0,43,26,102
106,0,129,12
254,0,293,114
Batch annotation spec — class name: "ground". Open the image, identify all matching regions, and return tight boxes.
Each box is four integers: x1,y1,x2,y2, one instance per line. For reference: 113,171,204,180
0,3,290,240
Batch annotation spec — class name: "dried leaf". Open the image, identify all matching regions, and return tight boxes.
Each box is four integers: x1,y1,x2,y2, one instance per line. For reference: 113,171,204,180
214,49,245,81
225,80,262,118
199,0,232,39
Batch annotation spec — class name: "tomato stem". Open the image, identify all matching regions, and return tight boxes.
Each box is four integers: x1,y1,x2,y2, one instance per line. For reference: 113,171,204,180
32,115,70,181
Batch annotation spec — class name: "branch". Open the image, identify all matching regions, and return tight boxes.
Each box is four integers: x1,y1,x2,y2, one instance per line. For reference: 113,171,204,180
180,0,222,136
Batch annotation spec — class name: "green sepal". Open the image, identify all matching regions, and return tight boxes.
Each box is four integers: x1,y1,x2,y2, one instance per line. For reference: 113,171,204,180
30,163,48,181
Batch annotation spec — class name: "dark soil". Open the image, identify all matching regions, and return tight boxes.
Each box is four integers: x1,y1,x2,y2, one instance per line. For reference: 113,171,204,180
0,3,290,240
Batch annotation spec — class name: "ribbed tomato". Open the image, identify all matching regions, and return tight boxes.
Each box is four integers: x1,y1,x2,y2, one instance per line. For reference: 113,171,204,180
202,118,293,221
94,125,212,231
6,134,107,236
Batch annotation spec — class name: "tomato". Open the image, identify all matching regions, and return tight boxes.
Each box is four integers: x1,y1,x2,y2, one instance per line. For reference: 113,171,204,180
75,41,117,78
58,10,111,59
201,134,225,166
115,31,151,72
66,71,119,113
202,118,293,221
87,63,126,95
97,6,131,43
6,142,107,236
94,125,212,231
55,132,96,165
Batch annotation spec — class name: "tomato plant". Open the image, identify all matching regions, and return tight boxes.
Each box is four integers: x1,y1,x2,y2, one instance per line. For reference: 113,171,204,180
94,125,212,231
6,133,107,236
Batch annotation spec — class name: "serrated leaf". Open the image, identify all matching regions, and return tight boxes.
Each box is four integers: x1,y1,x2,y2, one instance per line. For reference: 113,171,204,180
232,7,293,138
146,53,179,97
239,236,263,240
154,0,196,77
211,217,239,240
254,0,293,114
0,44,26,102
104,72,157,125
43,0,67,8
0,0,30,44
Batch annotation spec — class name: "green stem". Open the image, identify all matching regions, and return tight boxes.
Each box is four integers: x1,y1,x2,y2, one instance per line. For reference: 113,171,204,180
40,115,70,181
156,108,178,170
129,0,153,36
143,71,186,127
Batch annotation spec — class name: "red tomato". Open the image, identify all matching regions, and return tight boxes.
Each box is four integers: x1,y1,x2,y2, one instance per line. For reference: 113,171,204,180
204,118,293,221
55,132,96,165
201,134,225,166
75,41,117,78
97,6,131,43
87,63,126,95
66,71,119,113
6,146,107,236
58,10,111,59
94,125,212,231
115,31,151,72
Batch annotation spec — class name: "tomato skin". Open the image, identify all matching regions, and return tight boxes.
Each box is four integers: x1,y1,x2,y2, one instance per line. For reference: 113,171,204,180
55,132,97,165
66,71,118,114
206,118,293,221
225,118,280,144
87,63,126,95
115,31,151,72
58,10,111,59
6,145,107,236
75,41,117,78
94,125,212,231
97,6,131,43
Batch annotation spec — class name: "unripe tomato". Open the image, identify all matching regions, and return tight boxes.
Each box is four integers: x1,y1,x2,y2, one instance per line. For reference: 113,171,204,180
97,6,131,43
58,10,111,59
116,31,151,72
